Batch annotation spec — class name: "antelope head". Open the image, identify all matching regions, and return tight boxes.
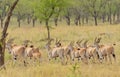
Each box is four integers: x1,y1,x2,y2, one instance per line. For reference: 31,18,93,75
82,40,88,48
55,38,61,47
76,39,84,47
68,41,74,51
23,40,32,47
94,37,101,46
94,37,103,62
6,38,15,54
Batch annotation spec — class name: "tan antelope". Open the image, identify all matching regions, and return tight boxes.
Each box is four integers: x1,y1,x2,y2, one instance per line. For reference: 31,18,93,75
78,39,100,63
6,38,27,66
55,39,88,64
54,39,78,64
25,45,33,59
73,40,88,64
86,46,98,63
94,37,116,63
45,39,65,64
32,49,41,62
25,45,42,62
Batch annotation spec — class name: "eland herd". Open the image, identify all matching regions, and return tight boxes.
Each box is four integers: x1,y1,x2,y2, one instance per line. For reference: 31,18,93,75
5,36,116,66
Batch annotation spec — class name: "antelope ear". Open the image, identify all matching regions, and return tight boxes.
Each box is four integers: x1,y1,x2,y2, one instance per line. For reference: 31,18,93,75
79,39,84,43
69,41,73,45
58,39,61,43
97,37,102,43
55,38,58,43
76,40,79,44
94,37,97,43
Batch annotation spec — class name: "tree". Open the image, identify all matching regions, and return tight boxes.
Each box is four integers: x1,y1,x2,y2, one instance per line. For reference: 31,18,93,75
0,0,19,69
34,0,69,40
81,0,108,26
0,0,12,28
105,0,120,24
14,0,32,27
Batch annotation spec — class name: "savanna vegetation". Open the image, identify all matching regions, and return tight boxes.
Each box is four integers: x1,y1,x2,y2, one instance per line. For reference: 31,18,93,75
0,0,120,77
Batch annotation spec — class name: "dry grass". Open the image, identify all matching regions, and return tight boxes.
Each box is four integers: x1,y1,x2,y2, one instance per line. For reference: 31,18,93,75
0,23,120,77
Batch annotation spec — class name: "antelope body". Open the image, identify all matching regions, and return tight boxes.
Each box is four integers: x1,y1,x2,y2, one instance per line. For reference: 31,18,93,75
25,45,42,62
45,39,65,64
94,37,116,63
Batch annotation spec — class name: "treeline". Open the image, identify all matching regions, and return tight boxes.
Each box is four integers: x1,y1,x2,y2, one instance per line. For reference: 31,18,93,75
0,0,120,28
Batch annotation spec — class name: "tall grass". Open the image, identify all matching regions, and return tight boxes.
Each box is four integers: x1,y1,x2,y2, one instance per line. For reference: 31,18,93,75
0,24,120,77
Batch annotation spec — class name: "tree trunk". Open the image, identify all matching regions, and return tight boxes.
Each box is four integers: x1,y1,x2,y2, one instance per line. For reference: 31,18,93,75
0,0,19,69
74,15,81,26
94,16,98,26
0,37,5,69
1,18,3,28
117,11,120,22
45,20,50,40
109,14,112,24
93,11,98,26
109,7,112,24
65,16,70,26
17,18,21,28
78,16,81,25
82,15,85,24
113,13,116,23
54,17,58,26
67,18,70,26
39,21,42,24
86,16,88,24
32,18,36,27
74,18,78,26
27,16,31,24
85,14,89,24
102,14,106,23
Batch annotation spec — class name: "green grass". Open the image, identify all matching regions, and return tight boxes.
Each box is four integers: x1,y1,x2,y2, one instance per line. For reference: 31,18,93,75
0,23,120,77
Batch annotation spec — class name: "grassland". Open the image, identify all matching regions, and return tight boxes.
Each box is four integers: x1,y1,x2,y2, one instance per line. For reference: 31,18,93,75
0,23,120,77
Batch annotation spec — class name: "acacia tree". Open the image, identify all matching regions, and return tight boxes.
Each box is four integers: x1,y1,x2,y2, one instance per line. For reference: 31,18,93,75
0,0,19,68
14,0,32,27
0,0,10,28
81,0,108,26
105,0,120,24
34,0,69,40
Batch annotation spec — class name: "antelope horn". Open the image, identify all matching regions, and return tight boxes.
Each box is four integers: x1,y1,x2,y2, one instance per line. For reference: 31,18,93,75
47,39,53,45
85,40,88,44
58,39,61,43
7,38,15,44
78,39,84,44
23,40,32,45
97,37,102,43
76,40,79,44
94,37,97,43
23,40,32,43
55,38,58,43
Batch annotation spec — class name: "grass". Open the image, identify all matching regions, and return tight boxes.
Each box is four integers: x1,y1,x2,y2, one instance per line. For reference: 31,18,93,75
0,23,120,77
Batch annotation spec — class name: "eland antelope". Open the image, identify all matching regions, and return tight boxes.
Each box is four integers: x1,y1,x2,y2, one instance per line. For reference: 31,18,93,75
45,39,65,64
94,37,116,63
6,39,27,66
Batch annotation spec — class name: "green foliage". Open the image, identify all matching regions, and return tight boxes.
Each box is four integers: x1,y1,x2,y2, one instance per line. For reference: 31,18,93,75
81,0,108,16
34,0,70,21
13,0,33,20
68,63,81,77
